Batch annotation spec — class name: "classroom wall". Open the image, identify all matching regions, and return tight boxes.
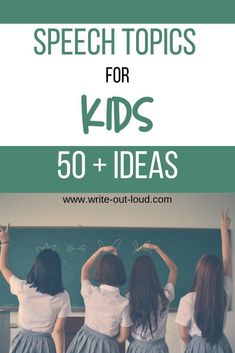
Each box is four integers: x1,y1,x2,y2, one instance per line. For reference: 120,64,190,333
0,193,234,353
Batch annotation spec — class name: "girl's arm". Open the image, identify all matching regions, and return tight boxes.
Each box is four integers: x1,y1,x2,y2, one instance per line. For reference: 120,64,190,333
0,224,14,283
52,317,66,353
141,243,178,286
178,324,191,345
81,246,117,282
221,210,232,278
116,326,129,344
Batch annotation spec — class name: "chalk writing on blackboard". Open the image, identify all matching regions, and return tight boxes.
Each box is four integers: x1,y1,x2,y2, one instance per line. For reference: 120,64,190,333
112,239,121,249
98,239,105,248
67,244,87,253
98,239,122,249
36,242,58,253
133,240,152,253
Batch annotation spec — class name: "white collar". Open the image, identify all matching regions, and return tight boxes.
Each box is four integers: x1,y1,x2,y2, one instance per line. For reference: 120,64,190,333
100,284,120,294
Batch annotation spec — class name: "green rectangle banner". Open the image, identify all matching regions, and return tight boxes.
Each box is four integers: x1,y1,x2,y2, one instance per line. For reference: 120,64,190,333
0,146,234,192
1,0,235,23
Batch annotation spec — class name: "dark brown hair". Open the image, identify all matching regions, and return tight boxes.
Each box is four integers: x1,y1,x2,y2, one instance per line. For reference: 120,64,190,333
26,249,64,296
192,255,227,344
94,253,126,286
129,255,169,338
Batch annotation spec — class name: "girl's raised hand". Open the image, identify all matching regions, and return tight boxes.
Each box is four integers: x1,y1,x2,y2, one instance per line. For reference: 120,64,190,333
99,246,117,255
221,209,231,231
0,224,10,243
139,243,158,251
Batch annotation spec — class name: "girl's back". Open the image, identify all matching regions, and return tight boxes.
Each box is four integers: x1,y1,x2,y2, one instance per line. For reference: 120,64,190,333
0,228,71,353
81,279,130,336
10,275,70,333
130,282,174,341
176,275,232,340
127,244,177,353
176,211,233,353
66,246,132,353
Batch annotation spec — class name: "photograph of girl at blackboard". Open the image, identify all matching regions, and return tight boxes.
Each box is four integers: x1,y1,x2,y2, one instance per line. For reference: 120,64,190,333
126,242,177,353
0,225,71,353
176,210,233,353
0,193,234,353
66,246,132,353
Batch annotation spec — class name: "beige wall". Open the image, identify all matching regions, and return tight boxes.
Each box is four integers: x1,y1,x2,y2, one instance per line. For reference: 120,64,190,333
1,193,234,353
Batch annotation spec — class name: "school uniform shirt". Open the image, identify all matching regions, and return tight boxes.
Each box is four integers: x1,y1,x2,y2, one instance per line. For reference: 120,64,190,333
81,280,132,336
10,275,71,333
130,282,175,341
175,275,233,337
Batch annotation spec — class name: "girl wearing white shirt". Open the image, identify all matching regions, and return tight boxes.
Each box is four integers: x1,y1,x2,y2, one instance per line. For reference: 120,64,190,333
176,210,233,353
127,243,177,353
66,246,132,353
0,225,71,353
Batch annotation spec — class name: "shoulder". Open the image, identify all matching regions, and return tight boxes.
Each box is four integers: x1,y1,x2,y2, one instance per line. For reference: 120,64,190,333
58,290,70,301
164,283,175,302
115,292,130,309
164,283,174,295
120,294,130,306
181,291,196,301
56,290,72,317
175,292,195,325
81,279,98,297
9,275,27,293
81,279,93,288
9,274,23,284
179,292,196,307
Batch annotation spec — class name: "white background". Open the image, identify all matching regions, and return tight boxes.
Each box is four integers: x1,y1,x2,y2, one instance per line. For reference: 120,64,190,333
0,24,234,146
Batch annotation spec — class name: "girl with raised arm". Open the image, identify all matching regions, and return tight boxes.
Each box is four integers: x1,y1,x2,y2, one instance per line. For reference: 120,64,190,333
176,210,233,352
0,225,71,353
127,243,177,353
66,246,132,353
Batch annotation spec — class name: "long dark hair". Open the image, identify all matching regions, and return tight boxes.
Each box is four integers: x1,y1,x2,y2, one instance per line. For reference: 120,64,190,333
94,253,126,286
129,255,169,338
26,249,64,296
192,255,226,344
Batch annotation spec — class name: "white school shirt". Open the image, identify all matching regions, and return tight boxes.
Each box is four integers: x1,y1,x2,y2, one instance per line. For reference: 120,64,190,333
175,276,233,337
10,275,71,333
130,283,175,341
81,280,132,336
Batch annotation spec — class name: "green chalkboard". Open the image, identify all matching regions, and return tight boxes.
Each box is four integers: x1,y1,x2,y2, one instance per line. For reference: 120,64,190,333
0,227,222,311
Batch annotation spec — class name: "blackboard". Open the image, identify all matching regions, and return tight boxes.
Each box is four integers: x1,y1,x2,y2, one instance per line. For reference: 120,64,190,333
0,227,222,311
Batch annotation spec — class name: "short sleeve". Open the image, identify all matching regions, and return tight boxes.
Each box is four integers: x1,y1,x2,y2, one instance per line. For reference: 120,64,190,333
164,283,175,303
81,280,95,298
120,303,132,327
224,276,233,305
175,295,192,327
58,291,72,318
9,275,24,296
